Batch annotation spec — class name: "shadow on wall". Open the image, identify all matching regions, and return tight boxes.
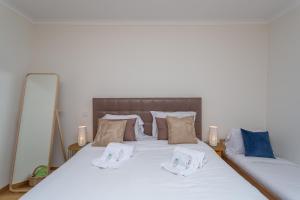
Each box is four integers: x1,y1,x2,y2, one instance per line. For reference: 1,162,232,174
0,70,24,188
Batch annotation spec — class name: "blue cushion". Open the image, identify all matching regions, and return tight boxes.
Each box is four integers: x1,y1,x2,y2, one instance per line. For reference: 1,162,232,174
241,129,275,158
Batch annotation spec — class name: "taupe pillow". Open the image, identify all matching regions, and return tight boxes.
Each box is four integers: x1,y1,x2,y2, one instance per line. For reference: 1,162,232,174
123,118,136,141
167,116,198,144
93,119,127,147
156,117,168,140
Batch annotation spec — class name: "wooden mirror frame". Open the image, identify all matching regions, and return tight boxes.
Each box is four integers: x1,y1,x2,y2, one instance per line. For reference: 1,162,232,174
9,73,66,192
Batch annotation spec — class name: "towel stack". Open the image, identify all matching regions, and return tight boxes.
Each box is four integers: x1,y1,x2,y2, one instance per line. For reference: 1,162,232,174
161,147,207,176
92,143,134,169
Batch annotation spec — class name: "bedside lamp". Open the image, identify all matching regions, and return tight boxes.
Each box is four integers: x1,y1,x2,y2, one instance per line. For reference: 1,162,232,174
78,126,87,147
209,126,218,147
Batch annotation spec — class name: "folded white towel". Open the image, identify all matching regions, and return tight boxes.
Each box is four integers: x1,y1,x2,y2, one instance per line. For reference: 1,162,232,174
161,147,206,176
92,143,134,169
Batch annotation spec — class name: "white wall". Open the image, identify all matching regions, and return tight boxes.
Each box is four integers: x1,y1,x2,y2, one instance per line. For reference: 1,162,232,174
268,6,300,164
0,3,33,188
30,24,269,165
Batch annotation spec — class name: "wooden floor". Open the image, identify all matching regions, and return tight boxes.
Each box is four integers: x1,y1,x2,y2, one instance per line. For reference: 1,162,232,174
0,190,24,200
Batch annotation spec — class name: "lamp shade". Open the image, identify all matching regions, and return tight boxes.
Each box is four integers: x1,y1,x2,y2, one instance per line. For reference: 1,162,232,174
78,126,87,146
209,126,218,147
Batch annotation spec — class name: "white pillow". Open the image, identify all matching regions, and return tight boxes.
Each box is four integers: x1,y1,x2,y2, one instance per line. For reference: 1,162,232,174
150,111,196,138
225,128,244,155
102,114,145,139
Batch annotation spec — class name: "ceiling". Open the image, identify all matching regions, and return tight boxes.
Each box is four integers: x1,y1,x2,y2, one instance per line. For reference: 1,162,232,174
1,0,300,24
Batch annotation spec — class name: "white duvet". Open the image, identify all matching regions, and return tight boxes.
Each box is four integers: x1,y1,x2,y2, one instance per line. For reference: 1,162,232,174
22,139,266,200
226,153,300,200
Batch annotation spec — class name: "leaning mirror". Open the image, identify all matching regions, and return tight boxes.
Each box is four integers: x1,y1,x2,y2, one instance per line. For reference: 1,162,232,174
10,73,59,192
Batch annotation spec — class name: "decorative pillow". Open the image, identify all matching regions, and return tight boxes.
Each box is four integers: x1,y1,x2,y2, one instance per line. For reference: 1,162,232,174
167,116,198,144
93,119,127,147
150,111,196,137
102,114,144,139
99,118,136,141
156,117,168,140
241,129,275,158
123,118,137,141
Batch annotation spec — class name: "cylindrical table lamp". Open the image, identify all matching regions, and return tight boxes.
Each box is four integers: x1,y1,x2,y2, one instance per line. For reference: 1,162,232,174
209,126,218,147
78,126,87,147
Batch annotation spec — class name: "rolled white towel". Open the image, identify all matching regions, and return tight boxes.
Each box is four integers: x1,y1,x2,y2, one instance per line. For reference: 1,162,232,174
92,143,134,169
161,147,206,176
174,147,207,169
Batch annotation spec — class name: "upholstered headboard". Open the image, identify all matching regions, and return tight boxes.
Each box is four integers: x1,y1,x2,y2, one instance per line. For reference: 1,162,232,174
93,98,202,140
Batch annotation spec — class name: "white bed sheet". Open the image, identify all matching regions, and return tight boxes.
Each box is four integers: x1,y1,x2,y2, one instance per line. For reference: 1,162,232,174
226,153,300,200
21,140,266,200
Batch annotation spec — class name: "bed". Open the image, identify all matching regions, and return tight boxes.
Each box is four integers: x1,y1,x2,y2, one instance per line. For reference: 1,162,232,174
21,98,266,200
225,152,300,200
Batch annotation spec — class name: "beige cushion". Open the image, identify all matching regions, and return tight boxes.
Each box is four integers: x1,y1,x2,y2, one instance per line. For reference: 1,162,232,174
167,116,198,144
93,119,127,147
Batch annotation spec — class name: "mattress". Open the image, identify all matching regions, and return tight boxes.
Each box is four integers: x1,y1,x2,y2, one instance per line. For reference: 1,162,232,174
21,139,266,200
226,153,300,200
